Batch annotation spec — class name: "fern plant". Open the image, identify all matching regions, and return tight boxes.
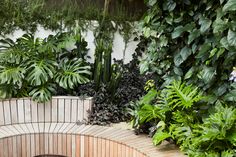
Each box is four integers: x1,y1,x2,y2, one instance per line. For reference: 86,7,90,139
166,81,204,109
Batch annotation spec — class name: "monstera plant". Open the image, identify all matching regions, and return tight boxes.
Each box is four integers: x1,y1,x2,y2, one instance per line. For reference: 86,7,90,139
0,31,91,102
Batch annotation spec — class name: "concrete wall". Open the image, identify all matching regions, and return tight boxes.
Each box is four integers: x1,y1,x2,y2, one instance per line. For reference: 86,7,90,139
0,23,138,64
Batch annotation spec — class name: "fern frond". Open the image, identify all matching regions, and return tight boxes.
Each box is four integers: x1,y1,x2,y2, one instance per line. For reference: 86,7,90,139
166,81,203,109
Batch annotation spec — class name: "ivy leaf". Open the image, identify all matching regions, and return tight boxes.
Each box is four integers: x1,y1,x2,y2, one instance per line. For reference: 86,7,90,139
199,17,212,33
172,26,184,39
199,67,216,84
213,18,228,34
140,61,149,74
147,0,157,7
184,67,194,80
227,29,236,46
163,0,176,12
188,29,200,44
180,46,192,61
174,67,183,76
174,46,192,67
223,0,236,12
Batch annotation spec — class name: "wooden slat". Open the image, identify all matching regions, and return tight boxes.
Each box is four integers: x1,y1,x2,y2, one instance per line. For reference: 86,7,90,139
3,100,11,125
51,98,58,122
3,138,8,157
78,99,84,122
38,102,45,122
17,99,25,124
71,99,78,123
30,134,36,156
21,135,27,157
26,134,31,157
44,133,49,154
53,134,59,154
57,134,63,154
75,135,80,157
71,134,76,157
12,136,17,157
67,134,72,157
17,135,22,157
89,136,94,157
48,134,54,155
65,99,71,123
0,139,3,157
80,135,85,157
58,99,65,122
10,100,18,124
0,101,4,126
31,100,38,123
62,134,67,155
7,138,13,157
44,101,51,122
35,134,40,155
24,99,31,123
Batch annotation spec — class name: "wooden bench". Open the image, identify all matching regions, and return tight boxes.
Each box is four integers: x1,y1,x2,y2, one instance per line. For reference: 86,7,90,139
0,97,185,157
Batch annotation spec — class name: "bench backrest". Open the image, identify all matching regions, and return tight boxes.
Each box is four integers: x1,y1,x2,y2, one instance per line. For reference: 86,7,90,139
0,96,93,126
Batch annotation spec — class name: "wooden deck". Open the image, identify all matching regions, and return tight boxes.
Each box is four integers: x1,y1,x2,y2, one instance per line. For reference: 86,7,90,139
0,97,185,157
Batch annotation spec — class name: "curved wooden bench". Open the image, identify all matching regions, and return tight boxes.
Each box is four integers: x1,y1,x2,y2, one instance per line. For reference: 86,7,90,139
0,123,184,157
0,97,185,157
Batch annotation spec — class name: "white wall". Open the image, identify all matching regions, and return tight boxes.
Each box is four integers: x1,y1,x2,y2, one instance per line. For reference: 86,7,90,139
0,23,138,64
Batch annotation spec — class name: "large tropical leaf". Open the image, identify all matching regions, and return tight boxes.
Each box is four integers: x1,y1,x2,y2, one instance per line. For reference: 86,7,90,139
26,59,57,86
29,83,56,103
0,65,25,85
55,59,91,89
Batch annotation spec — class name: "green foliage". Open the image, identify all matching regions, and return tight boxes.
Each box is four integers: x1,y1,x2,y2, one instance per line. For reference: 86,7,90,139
55,59,91,89
138,0,236,104
0,0,143,36
0,31,91,102
129,80,236,156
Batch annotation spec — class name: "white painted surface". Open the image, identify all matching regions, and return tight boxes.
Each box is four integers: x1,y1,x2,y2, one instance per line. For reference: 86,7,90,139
0,23,138,64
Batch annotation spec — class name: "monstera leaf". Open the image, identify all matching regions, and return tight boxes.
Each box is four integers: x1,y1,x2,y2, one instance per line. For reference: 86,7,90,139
29,83,56,103
26,59,57,86
55,59,91,89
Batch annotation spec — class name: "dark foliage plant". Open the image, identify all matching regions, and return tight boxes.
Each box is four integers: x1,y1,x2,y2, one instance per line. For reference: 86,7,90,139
78,54,153,125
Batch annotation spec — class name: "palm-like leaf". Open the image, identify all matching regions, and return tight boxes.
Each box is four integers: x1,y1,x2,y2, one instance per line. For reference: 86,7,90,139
55,59,91,89
26,59,57,86
166,81,203,109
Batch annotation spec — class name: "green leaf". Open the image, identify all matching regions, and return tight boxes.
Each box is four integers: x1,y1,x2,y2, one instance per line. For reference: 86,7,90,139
188,29,200,44
174,47,192,66
227,29,236,46
184,67,194,80
180,46,192,61
147,0,157,6
55,59,91,89
199,17,212,33
140,61,149,74
171,26,184,39
223,0,236,12
213,18,228,34
163,0,176,12
140,89,158,105
153,130,171,145
199,67,216,84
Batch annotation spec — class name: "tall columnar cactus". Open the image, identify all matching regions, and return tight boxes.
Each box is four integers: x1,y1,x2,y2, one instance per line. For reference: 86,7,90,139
93,39,122,93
